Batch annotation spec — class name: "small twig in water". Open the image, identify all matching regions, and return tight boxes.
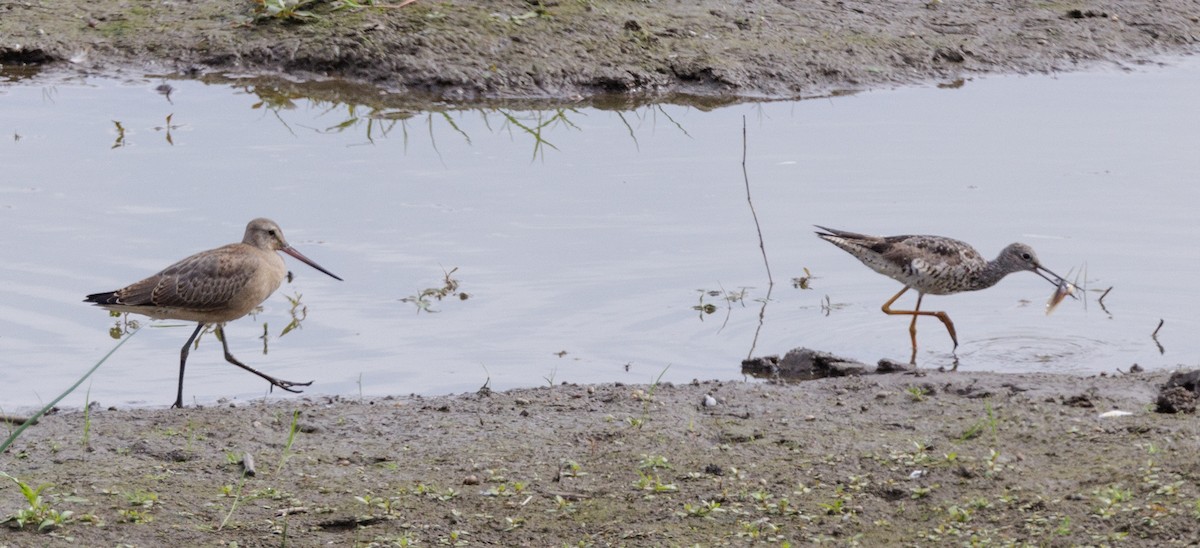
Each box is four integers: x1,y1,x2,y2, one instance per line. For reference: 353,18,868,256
741,116,774,358
1152,319,1165,355
477,364,492,396
741,116,773,286
716,281,734,333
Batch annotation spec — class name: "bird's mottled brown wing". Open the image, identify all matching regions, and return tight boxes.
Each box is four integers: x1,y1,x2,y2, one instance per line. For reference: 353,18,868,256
108,244,256,312
880,235,983,270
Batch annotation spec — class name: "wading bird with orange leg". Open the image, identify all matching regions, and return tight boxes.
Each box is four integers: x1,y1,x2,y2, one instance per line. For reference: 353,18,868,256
815,225,1066,365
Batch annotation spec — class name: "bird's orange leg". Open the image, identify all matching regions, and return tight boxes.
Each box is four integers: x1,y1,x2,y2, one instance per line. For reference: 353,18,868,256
881,287,960,364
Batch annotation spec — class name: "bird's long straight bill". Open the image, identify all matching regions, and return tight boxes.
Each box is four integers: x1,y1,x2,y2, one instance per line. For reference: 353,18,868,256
1033,265,1066,287
282,246,343,281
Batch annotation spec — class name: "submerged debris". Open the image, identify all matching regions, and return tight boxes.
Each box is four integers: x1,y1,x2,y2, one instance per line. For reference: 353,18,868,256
741,348,913,380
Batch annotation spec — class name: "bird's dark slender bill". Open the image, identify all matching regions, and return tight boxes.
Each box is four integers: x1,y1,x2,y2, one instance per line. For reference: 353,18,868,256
1033,265,1066,287
282,246,343,281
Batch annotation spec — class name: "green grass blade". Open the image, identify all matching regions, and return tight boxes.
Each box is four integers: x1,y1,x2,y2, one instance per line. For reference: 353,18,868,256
0,327,141,454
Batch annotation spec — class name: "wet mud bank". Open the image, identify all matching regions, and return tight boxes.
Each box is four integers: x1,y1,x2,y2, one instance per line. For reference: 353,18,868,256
2,1,1199,105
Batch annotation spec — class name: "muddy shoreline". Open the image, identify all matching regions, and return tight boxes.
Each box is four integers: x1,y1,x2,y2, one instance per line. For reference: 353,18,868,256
5,369,1200,545
3,1,1199,105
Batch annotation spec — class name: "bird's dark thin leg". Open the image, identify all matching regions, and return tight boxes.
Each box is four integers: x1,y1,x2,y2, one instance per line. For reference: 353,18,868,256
175,323,206,409
881,287,960,365
214,325,313,394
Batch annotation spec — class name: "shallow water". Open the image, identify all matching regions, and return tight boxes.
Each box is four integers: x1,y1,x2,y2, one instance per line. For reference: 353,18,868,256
2,59,1197,410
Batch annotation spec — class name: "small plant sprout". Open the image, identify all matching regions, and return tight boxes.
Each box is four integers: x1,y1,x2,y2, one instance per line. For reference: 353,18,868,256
909,485,933,499
632,471,677,493
443,529,469,546
0,472,73,531
552,494,576,514
678,499,724,518
218,472,250,531
276,409,301,474
253,0,320,21
629,365,671,428
904,385,929,402
81,384,93,447
481,482,523,497
557,459,585,479
749,489,772,503
638,454,671,470
1093,485,1132,519
125,490,158,508
118,508,152,524
959,402,999,442
1055,516,1072,535
947,505,971,522
819,497,846,516
985,448,1004,476
399,266,466,313
279,291,307,337
738,517,782,540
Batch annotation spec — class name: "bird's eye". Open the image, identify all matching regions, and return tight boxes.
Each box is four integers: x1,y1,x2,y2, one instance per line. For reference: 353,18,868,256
268,230,277,237
1021,253,1032,261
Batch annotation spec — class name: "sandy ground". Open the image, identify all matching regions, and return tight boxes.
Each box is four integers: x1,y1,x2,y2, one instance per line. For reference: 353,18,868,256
4,0,1200,545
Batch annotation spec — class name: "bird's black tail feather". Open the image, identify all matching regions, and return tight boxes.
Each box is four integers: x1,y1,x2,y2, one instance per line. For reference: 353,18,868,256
83,291,119,305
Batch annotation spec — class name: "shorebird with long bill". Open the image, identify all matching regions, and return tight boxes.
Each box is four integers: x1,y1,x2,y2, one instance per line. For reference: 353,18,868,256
815,225,1066,364
85,218,342,408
